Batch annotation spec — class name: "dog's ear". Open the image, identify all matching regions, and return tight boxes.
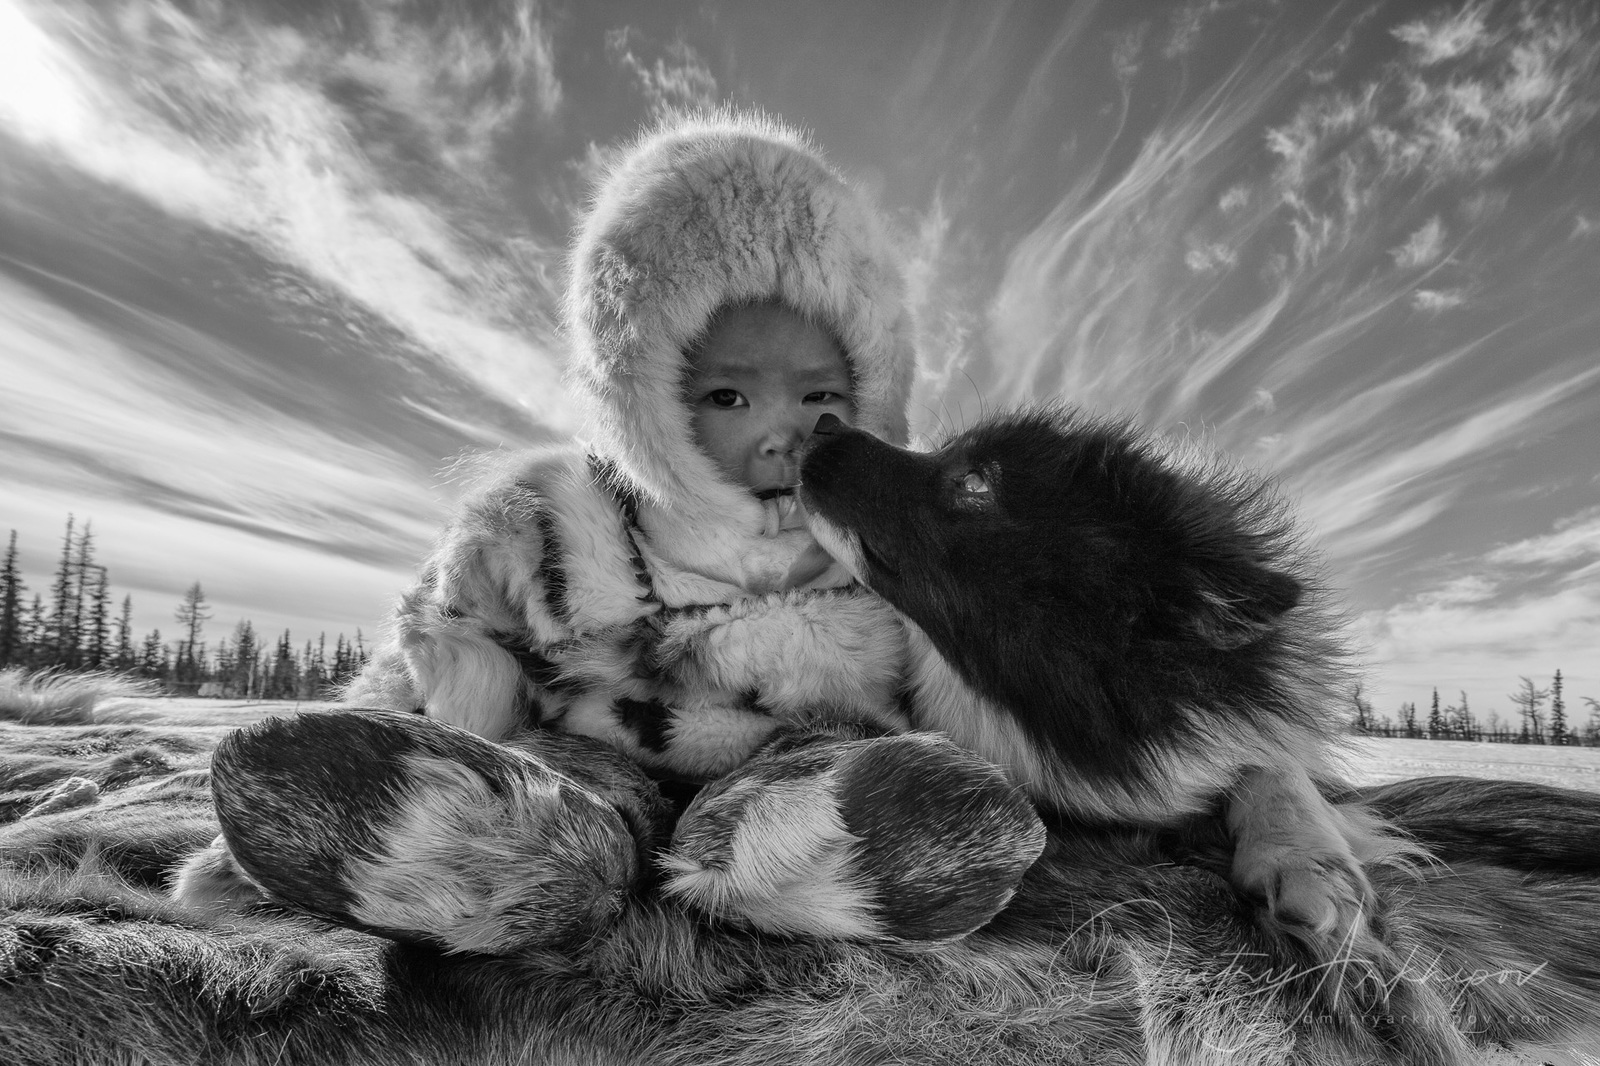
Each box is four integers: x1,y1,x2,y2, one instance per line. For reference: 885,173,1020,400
1186,561,1302,650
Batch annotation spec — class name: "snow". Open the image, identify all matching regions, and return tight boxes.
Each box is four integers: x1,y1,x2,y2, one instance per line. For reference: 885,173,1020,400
1344,736,1600,792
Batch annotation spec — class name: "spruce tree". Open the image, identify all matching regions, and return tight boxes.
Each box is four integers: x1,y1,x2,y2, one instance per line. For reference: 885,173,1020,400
1454,691,1474,740
0,530,23,668
1550,670,1567,746
1427,688,1443,739
331,633,346,683
85,566,111,669
1399,701,1417,738
22,594,47,667
67,521,95,670
114,595,135,670
46,515,76,667
314,633,328,698
267,629,296,698
139,629,167,681
232,620,258,698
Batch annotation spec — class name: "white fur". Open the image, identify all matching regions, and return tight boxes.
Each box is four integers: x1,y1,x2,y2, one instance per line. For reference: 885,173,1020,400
345,753,634,954
400,625,526,740
565,112,916,591
654,702,782,779
654,591,909,726
661,771,882,939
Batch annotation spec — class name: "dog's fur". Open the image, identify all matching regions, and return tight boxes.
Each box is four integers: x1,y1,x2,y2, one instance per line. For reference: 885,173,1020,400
800,408,1407,964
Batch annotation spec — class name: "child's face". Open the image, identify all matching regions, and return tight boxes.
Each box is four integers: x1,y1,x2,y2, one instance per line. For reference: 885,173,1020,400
685,302,853,494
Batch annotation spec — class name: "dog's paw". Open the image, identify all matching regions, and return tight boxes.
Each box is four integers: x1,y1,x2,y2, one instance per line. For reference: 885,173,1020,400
662,732,1045,942
211,712,641,954
1232,834,1406,1017
1234,840,1376,940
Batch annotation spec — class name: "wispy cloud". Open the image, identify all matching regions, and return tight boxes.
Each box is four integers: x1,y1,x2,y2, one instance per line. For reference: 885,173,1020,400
605,28,720,118
1484,506,1600,567
0,0,573,434
1390,2,1494,67
1411,287,1466,312
1359,507,1600,708
971,0,1599,555
1391,216,1448,268
0,271,442,569
1292,364,1600,560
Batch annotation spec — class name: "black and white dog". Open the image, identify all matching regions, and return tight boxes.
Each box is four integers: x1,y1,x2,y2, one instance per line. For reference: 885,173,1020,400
800,408,1398,949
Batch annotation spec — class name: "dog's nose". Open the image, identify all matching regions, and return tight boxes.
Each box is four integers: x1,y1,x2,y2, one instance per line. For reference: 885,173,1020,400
812,413,845,436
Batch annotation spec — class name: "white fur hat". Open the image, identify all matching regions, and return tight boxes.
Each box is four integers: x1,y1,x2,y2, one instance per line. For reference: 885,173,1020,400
565,111,916,529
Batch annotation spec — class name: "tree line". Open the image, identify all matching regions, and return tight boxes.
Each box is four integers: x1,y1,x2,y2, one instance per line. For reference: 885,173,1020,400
0,518,368,699
1351,670,1600,746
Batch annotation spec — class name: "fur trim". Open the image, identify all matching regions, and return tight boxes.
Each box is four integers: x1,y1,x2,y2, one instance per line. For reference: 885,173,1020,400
565,110,915,589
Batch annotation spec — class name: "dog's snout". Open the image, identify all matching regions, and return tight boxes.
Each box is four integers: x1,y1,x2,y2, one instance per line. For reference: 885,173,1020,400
812,413,845,436
802,413,848,460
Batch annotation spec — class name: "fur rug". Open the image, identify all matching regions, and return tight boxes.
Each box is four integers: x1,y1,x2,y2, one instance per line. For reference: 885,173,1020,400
3,704,1598,1065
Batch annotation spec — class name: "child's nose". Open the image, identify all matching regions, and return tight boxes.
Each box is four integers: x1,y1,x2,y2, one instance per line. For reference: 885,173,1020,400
757,410,810,458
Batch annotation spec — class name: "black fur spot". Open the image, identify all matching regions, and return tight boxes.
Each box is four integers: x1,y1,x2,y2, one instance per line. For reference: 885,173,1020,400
211,713,427,919
492,634,567,692
531,499,570,626
613,698,673,753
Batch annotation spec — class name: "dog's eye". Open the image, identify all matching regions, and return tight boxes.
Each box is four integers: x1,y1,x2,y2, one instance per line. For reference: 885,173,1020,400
958,470,990,495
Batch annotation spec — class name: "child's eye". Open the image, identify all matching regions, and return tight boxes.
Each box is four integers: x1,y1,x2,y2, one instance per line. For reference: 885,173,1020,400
705,389,746,408
804,391,847,404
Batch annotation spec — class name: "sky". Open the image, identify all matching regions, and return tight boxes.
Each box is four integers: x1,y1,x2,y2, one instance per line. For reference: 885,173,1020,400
1,0,1597,719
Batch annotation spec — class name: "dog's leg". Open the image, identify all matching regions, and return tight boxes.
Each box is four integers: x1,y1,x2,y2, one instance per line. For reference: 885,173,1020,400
662,727,1045,943
1228,764,1378,935
1227,763,1420,1023
206,711,668,954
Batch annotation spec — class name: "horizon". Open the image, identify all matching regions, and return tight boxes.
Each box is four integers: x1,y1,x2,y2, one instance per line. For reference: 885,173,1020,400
3,0,1598,714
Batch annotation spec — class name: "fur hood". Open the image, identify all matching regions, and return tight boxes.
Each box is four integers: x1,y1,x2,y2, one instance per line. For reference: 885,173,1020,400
565,111,916,592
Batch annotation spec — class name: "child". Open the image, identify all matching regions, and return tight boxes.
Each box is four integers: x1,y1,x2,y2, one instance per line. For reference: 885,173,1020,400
174,112,1045,951
358,112,924,771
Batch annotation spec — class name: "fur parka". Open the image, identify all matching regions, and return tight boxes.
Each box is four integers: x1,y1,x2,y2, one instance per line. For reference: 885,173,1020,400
347,113,917,775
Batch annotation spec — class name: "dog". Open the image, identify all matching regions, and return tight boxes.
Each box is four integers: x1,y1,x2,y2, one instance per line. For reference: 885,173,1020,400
797,407,1412,985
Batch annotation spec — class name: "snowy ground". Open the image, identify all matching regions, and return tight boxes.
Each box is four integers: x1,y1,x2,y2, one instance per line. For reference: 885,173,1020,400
90,698,1600,794
92,696,345,727
1345,736,1600,792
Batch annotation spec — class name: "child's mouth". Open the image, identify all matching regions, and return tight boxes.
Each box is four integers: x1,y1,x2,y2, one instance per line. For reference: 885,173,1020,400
754,486,805,538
